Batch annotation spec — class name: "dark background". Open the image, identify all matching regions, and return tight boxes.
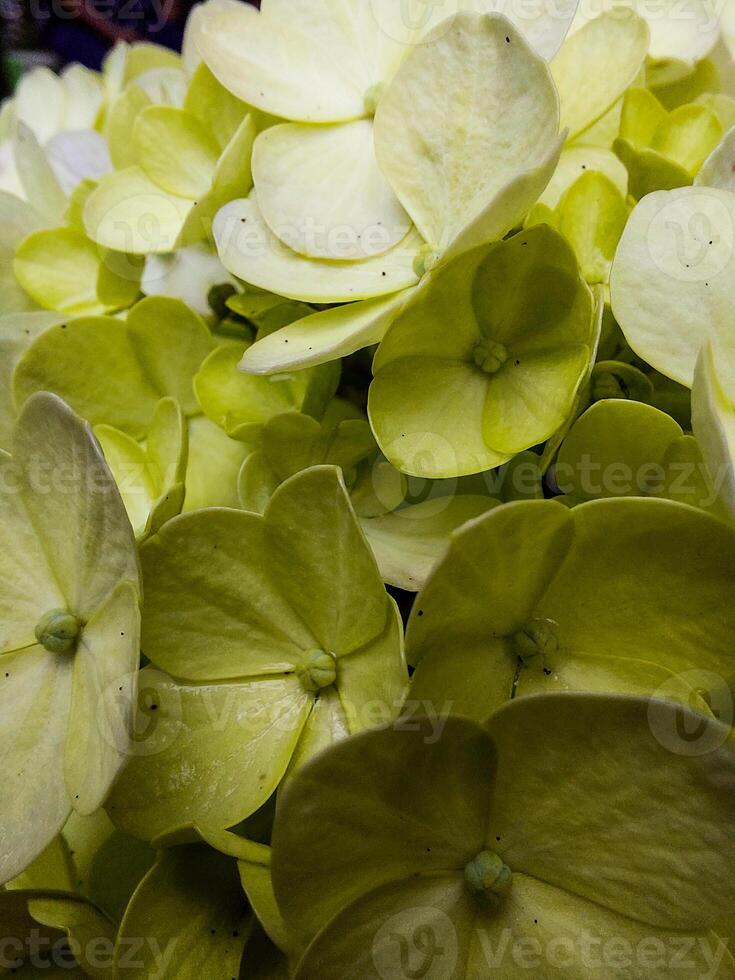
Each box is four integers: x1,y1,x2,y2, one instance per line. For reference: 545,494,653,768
0,0,258,97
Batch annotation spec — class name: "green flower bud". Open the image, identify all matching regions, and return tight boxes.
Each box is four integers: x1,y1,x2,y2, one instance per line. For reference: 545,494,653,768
296,649,337,692
364,82,387,116
464,850,512,904
512,617,558,667
35,609,81,655
473,340,509,375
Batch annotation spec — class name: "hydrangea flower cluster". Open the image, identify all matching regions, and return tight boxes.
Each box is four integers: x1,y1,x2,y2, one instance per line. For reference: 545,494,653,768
2,0,735,976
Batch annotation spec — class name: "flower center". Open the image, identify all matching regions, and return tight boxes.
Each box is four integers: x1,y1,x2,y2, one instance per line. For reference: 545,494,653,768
464,850,512,904
473,340,509,375
512,617,558,667
35,609,81,655
296,649,337,692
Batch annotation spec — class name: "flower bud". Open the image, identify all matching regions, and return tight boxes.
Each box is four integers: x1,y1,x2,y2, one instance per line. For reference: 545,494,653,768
35,609,81,655
464,850,512,904
473,340,509,375
512,617,558,666
296,649,337,692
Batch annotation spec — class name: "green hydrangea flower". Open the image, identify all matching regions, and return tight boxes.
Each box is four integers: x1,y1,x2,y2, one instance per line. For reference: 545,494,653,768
105,466,407,840
406,495,735,720
217,12,565,369
614,87,724,199
0,393,140,884
84,65,257,257
9,296,255,512
368,225,596,478
270,694,735,978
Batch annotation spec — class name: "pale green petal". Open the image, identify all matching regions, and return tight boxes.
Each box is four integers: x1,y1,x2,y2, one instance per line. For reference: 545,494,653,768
84,166,193,255
273,695,735,976
238,450,280,514
0,648,73,885
14,315,161,437
651,103,723,174
184,413,249,510
536,497,735,686
696,125,735,190
134,105,219,200
126,296,213,416
184,62,249,150
265,467,390,656
0,192,45,316
4,836,74,892
369,356,510,477
106,668,310,838
104,83,151,170
94,425,157,540
124,42,182,83
286,685,351,776
180,113,256,246
14,228,107,316
482,345,590,454
571,0,719,65
610,186,735,386
95,248,143,312
405,500,573,715
361,495,499,591
13,67,65,143
59,64,103,130
253,120,410,260
538,145,628,207
237,842,296,956
13,123,66,223
61,810,155,923
27,896,115,980
692,341,735,516
133,66,188,108
272,715,493,947
487,693,735,930
551,11,649,141
64,582,140,815
14,298,212,436
553,171,630,284
194,344,335,439
144,397,188,535
374,14,559,250
556,399,683,500
140,508,314,679
213,194,422,303
196,0,368,123
113,846,250,977
12,392,139,618
239,289,411,373
443,136,564,260
0,310,65,449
